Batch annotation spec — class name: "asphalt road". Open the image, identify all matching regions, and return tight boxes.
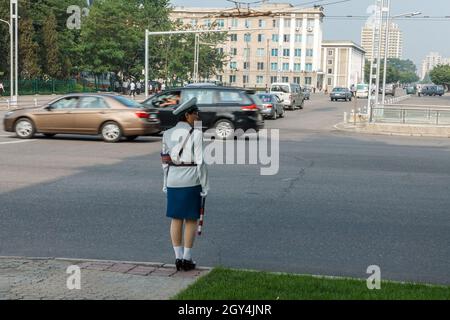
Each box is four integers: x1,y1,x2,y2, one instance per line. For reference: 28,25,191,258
1,93,449,285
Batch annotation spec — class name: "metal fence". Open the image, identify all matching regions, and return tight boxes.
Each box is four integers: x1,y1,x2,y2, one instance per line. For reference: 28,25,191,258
0,79,113,95
371,104,450,125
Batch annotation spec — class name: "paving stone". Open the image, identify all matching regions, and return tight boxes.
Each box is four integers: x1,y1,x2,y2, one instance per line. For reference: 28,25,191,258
171,270,202,278
106,263,137,273
84,263,115,271
126,266,156,276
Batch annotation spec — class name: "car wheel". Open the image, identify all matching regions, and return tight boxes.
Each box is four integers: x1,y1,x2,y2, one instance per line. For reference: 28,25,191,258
15,118,36,139
271,110,277,120
279,110,285,118
101,121,122,143
43,133,56,138
214,119,235,140
126,135,138,141
299,100,304,109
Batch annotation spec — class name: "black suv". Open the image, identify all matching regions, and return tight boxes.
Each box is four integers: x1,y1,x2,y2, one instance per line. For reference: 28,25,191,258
142,86,264,139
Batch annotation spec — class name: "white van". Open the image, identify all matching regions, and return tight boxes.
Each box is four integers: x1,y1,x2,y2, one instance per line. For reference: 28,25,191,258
356,84,369,99
270,83,304,110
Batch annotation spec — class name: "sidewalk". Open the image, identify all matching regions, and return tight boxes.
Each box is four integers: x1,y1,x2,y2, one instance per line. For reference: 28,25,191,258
0,256,210,300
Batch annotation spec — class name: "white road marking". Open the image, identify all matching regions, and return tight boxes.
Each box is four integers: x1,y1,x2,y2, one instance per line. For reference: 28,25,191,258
0,139,37,145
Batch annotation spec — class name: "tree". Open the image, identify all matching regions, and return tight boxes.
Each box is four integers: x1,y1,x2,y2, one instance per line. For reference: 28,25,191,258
430,64,450,90
19,18,41,79
42,12,62,78
364,58,419,85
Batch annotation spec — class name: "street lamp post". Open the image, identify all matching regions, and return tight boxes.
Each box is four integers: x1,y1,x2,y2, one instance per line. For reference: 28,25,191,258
0,18,13,103
381,6,421,104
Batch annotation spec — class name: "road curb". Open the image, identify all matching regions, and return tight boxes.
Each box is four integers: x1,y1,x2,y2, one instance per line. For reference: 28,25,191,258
334,122,450,138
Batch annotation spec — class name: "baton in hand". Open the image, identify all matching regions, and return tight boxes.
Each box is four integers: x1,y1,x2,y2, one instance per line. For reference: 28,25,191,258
197,196,206,236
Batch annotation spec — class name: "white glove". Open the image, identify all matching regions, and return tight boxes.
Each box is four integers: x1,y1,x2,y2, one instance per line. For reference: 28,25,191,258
200,190,208,197
163,187,167,194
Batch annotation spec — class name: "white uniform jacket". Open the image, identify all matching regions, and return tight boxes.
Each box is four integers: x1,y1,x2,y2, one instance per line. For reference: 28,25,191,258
162,121,209,192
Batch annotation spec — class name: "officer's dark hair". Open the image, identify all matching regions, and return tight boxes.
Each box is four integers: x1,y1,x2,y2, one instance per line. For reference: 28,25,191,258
178,108,198,122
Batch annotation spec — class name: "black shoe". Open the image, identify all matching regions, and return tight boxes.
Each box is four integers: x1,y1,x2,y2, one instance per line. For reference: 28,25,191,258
175,259,183,271
182,259,196,271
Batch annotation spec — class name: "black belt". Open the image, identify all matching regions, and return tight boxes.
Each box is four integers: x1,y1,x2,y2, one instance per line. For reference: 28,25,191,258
169,163,197,167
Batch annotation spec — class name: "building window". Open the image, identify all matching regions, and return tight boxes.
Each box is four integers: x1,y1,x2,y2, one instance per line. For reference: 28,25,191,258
230,61,237,70
282,76,289,82
244,48,250,58
216,19,225,28
217,75,223,82
295,34,302,43
272,19,279,28
257,48,265,57
282,63,289,71
230,75,236,83
256,76,264,84
307,35,314,45
271,63,278,71
328,78,332,85
305,77,312,85
294,63,301,72
258,34,265,42
285,19,291,28
230,34,238,41
245,19,251,28
244,33,251,42
257,62,264,70
217,48,224,54
328,50,333,56
295,18,302,28
271,48,278,57
243,62,250,70
270,76,278,83
283,34,290,43
204,19,211,27
283,49,290,57
272,34,279,42
243,75,249,84
258,19,266,28
293,77,301,84
306,49,313,57
190,19,198,26
328,68,333,74
231,18,238,28
328,60,333,65
305,63,313,72
231,48,237,55
294,49,301,57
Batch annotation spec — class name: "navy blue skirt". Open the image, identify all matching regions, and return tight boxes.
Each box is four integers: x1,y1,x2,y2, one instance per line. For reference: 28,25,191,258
166,185,202,220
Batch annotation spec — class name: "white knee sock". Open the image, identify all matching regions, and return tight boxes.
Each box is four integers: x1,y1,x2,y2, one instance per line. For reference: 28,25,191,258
173,246,183,260
183,247,192,261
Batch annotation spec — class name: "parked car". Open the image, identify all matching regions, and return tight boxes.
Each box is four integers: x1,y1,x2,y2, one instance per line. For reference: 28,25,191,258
436,85,445,96
406,86,416,95
142,86,264,140
255,93,285,120
270,82,305,110
382,84,395,96
3,94,160,142
356,84,369,98
420,85,439,96
330,87,352,101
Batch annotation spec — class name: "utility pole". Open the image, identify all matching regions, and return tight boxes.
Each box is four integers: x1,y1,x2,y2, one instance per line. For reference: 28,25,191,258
10,0,18,106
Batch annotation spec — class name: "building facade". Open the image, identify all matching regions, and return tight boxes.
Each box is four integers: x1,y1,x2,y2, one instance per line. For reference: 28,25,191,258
420,52,450,80
170,3,325,89
321,41,366,92
361,22,403,61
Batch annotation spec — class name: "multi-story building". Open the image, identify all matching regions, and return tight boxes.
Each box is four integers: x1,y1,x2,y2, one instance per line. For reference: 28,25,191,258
170,3,325,89
361,22,403,61
321,41,366,92
420,52,450,80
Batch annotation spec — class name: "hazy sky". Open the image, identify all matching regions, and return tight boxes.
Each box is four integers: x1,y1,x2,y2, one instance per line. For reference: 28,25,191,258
169,0,450,67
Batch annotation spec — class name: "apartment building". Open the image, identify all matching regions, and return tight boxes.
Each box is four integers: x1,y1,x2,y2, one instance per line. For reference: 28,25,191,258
321,41,366,92
421,52,450,80
170,3,325,89
361,22,403,61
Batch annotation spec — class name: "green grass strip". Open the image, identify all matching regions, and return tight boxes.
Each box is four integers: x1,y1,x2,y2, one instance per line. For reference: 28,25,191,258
173,267,450,300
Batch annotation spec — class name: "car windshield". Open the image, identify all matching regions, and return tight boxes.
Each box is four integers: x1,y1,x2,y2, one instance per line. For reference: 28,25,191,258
250,94,264,106
357,84,368,90
111,96,144,108
333,88,346,92
256,94,273,103
271,85,290,93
